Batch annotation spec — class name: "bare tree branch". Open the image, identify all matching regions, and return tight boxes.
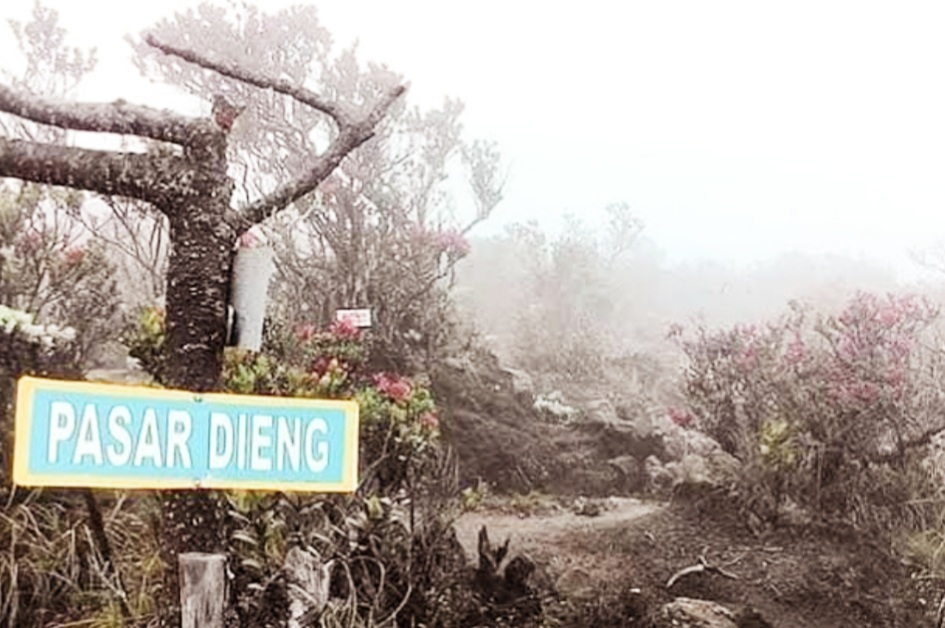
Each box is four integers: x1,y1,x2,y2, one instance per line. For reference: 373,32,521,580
234,85,406,229
0,138,183,206
145,34,354,126
0,83,206,145
142,35,406,231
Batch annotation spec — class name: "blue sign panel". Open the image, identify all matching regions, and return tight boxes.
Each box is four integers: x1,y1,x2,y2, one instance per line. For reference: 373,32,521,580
13,376,359,491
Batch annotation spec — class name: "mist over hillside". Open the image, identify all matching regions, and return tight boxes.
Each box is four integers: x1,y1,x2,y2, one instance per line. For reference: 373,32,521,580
454,220,945,369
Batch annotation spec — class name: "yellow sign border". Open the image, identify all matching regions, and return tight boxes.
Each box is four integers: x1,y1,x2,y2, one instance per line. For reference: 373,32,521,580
14,376,360,492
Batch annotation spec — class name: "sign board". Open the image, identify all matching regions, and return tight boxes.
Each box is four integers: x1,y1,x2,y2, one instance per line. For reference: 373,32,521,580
13,376,359,492
335,308,372,328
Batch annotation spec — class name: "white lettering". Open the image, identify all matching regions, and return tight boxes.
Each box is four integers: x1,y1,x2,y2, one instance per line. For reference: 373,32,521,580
209,412,233,469
48,401,76,464
106,405,132,466
73,404,103,465
276,416,301,472
304,418,329,473
250,415,273,471
166,409,192,468
133,408,163,467
237,413,248,469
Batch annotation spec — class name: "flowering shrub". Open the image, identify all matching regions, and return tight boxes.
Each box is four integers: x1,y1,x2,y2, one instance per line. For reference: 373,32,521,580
666,405,695,429
0,183,121,366
0,305,80,484
676,292,945,524
219,321,455,624
126,309,443,495
0,304,77,346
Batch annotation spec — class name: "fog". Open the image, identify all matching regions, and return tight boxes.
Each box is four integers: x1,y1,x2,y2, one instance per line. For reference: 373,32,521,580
4,0,945,337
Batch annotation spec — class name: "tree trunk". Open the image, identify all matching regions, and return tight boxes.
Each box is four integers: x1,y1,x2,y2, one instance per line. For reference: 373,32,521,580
159,183,236,626
164,205,234,391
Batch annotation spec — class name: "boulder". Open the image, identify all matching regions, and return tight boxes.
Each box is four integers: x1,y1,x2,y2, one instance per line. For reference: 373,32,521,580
502,367,536,401
583,397,619,425
615,401,660,439
645,455,675,492
578,418,667,461
654,597,738,628
662,425,725,461
555,567,596,600
664,452,740,489
608,454,644,493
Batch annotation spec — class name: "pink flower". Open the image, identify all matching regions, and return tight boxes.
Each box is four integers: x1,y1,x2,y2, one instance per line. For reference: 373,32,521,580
436,229,471,257
17,229,43,252
878,307,900,328
419,411,439,430
374,373,412,403
667,406,695,428
296,324,317,342
387,380,411,402
330,318,360,340
237,229,264,248
63,246,85,266
854,382,880,403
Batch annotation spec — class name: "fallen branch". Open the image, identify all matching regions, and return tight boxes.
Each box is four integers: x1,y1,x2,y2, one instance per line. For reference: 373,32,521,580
666,551,740,589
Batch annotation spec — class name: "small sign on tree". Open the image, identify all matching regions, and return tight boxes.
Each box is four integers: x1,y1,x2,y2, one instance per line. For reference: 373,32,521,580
336,308,372,328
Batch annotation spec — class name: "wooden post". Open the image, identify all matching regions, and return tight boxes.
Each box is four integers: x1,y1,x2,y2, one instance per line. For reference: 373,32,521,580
179,552,227,628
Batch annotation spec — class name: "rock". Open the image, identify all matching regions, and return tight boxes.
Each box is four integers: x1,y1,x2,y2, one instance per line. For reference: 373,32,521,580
501,367,535,398
616,402,659,439
654,597,738,628
608,454,644,492
572,496,603,517
733,606,774,628
533,390,579,423
663,452,740,489
555,567,596,600
645,455,675,492
579,418,667,461
662,426,724,461
86,367,153,385
676,454,711,484
583,397,619,425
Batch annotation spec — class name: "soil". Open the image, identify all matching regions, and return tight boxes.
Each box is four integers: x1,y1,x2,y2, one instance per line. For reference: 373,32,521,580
436,352,936,626
454,492,934,627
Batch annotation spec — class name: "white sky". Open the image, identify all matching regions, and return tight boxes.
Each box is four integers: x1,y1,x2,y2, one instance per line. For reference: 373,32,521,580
3,0,945,278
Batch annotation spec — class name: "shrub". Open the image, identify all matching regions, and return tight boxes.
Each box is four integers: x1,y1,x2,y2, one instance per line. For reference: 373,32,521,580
0,183,121,368
126,308,473,626
0,307,154,627
675,292,945,526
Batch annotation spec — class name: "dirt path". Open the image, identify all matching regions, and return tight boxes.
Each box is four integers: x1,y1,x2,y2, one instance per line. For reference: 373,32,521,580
452,495,927,627
454,497,662,567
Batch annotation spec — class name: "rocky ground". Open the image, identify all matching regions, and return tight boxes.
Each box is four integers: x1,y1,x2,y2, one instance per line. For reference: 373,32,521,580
435,351,938,626
454,491,930,626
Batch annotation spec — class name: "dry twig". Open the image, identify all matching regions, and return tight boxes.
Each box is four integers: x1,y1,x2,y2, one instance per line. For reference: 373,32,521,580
666,549,741,589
